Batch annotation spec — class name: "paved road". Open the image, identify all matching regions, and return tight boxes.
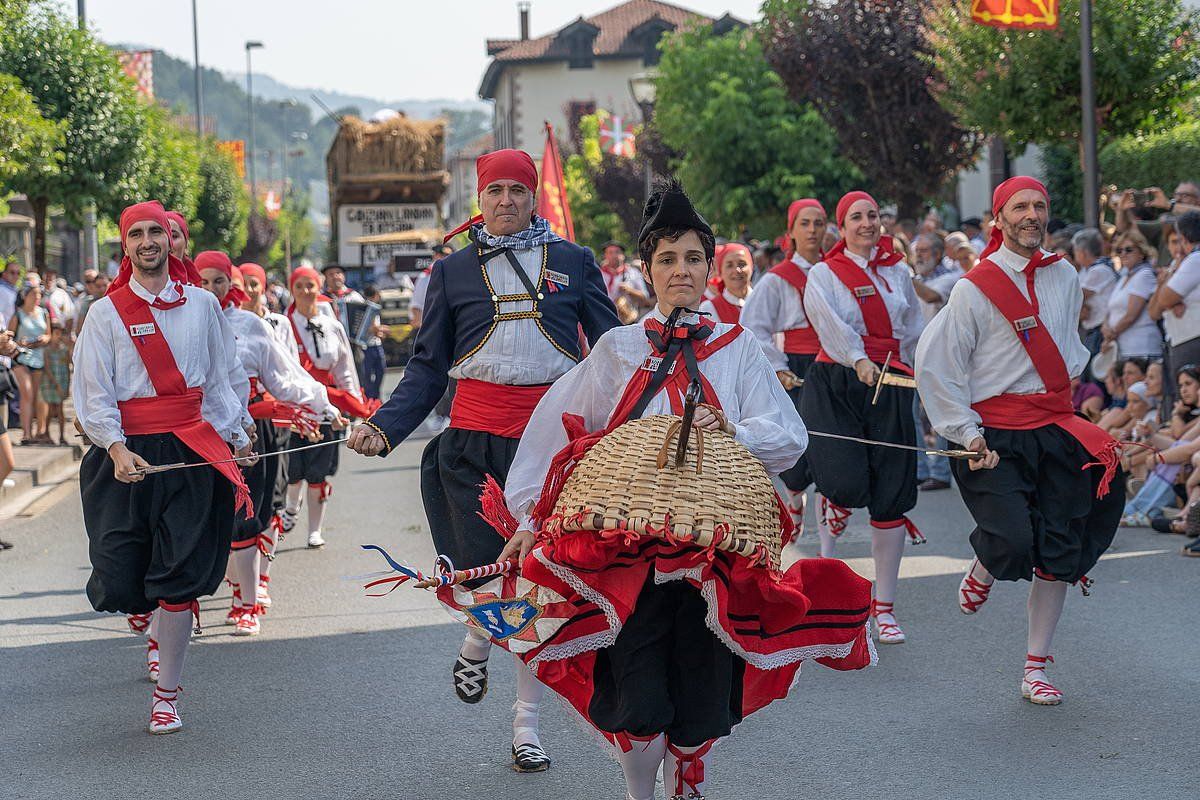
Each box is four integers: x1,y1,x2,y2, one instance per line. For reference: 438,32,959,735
2,404,1198,799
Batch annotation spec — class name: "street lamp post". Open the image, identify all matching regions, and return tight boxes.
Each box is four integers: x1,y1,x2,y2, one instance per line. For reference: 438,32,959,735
1080,0,1099,227
245,40,264,204
192,0,203,137
281,130,308,268
628,71,658,204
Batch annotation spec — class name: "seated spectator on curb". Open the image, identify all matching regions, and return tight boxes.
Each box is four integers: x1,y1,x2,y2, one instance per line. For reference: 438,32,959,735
1072,376,1105,421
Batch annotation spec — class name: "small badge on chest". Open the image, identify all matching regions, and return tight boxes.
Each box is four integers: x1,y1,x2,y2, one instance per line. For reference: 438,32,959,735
641,355,677,373
853,285,876,298
1013,316,1038,332
129,323,156,337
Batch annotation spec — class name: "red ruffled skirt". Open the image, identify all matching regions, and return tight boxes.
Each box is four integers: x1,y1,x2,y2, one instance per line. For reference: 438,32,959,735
437,527,875,742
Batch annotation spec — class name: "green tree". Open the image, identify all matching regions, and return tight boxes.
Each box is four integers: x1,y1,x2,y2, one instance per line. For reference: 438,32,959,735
194,142,248,254
656,23,860,238
0,73,63,195
565,112,639,252
925,0,1200,149
265,192,314,268
128,105,204,223
0,2,151,267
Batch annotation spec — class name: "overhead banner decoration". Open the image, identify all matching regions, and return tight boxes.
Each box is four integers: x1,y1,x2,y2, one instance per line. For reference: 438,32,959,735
537,122,576,243
116,50,155,98
216,140,246,178
970,0,1059,30
598,112,636,158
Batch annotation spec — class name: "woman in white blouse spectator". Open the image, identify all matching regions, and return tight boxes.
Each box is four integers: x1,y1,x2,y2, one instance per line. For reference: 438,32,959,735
1102,229,1162,359
1150,212,1200,394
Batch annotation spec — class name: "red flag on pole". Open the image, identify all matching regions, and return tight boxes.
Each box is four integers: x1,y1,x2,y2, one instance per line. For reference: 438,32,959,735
537,122,575,242
970,0,1059,30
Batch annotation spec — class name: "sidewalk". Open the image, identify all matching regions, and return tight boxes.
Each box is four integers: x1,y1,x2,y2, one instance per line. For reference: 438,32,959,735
1,428,82,521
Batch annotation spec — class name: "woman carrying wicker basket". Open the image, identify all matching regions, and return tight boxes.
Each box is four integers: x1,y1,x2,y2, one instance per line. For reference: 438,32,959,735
798,191,926,646
477,181,874,800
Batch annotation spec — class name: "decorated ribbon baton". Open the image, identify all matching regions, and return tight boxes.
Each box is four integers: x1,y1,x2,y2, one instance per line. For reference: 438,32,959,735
130,435,348,476
358,546,517,595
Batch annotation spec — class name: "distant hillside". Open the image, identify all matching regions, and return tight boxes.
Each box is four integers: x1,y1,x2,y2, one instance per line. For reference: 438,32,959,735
226,69,489,123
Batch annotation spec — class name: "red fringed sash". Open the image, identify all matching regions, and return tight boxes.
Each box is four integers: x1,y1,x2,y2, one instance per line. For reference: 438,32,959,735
964,256,1120,497
109,284,253,517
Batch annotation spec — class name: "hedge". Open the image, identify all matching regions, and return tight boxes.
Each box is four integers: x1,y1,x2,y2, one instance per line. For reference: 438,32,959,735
1100,122,1200,190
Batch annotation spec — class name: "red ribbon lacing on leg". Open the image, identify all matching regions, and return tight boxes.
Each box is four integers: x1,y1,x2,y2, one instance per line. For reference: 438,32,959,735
820,497,851,538
1034,568,1094,596
1023,653,1062,699
256,530,274,560
871,599,903,640
613,731,661,753
312,481,332,503
959,564,993,613
871,515,926,544
127,612,152,634
150,686,181,726
270,512,285,543
667,740,715,798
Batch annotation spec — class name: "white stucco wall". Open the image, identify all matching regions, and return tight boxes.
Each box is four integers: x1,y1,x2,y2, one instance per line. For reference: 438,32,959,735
493,58,649,157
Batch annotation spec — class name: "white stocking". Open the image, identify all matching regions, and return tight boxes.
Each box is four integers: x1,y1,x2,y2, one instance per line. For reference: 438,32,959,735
871,527,906,605
285,482,303,514
231,545,260,610
306,484,326,535
460,626,491,661
1026,576,1067,658
147,610,159,641
664,740,715,799
154,607,193,691
785,488,806,533
616,734,666,800
817,524,838,558
512,654,545,749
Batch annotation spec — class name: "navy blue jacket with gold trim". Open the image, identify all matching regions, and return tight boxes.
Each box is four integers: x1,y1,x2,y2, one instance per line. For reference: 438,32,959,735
366,239,620,451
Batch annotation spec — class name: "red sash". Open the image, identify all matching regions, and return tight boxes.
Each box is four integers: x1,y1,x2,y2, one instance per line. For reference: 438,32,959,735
288,308,380,419
108,284,253,517
769,260,822,355
450,379,551,438
707,292,741,325
814,238,911,374
963,257,1120,497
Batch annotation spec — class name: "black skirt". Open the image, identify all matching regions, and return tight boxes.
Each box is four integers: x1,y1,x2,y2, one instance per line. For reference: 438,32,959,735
951,425,1123,583
420,427,520,573
589,573,745,747
80,434,234,614
798,361,917,521
234,419,288,544
780,353,816,492
288,424,339,485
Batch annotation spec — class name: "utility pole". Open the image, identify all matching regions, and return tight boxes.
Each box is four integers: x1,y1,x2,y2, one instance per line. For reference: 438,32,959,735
192,0,204,136
1080,0,1099,227
76,0,85,28
77,1,99,278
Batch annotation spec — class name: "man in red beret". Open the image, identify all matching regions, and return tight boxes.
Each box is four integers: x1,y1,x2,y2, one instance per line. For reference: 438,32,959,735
73,201,255,734
741,198,831,553
347,148,620,772
916,177,1123,706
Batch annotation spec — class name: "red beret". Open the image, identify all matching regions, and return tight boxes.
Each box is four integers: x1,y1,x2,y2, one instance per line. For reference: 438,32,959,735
992,176,1049,217
787,199,827,232
194,250,233,277
720,242,753,266
289,266,323,289
230,265,245,288
835,191,878,228
165,211,190,242
119,201,171,244
239,263,267,287
476,149,538,194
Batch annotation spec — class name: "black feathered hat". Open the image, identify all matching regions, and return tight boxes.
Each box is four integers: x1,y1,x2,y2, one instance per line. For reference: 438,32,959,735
638,178,714,244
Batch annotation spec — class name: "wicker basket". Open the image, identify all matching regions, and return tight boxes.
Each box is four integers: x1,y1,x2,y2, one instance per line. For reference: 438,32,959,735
551,414,783,568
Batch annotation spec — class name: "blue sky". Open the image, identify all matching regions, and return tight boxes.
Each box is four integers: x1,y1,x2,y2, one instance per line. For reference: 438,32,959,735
55,0,765,101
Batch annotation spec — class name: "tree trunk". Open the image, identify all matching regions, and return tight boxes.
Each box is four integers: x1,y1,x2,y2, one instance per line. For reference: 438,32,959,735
31,195,48,274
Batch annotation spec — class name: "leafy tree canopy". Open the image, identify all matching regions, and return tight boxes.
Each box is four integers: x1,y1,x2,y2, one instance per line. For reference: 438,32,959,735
925,0,1200,149
761,0,983,218
656,23,861,239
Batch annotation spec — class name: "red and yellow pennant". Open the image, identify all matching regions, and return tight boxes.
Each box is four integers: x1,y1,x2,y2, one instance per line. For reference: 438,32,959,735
970,0,1058,30
537,122,576,242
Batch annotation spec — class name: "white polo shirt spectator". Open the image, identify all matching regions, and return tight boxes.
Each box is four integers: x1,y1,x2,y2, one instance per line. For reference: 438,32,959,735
1105,262,1161,357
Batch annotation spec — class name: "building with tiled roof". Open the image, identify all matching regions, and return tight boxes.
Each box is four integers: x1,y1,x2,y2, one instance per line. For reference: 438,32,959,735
480,0,742,155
